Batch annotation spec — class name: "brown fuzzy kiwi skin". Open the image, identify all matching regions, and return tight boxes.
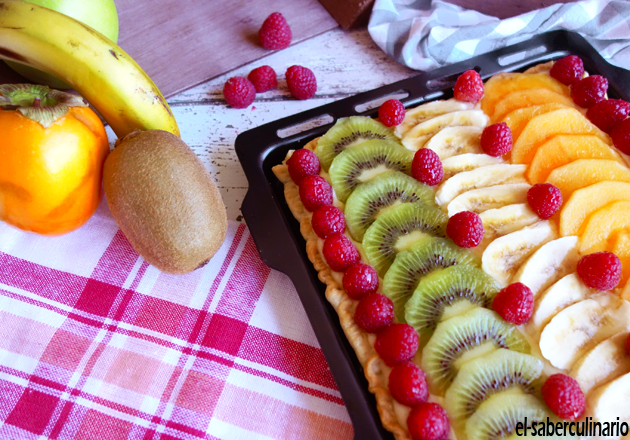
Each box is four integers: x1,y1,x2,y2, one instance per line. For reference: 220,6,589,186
103,130,228,274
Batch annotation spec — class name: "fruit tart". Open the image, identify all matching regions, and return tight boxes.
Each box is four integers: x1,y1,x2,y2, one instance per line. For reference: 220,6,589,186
272,58,630,440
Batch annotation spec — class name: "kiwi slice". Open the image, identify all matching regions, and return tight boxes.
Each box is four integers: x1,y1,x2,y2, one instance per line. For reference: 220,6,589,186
383,237,480,324
346,171,437,242
363,202,448,277
315,116,398,170
421,307,530,395
329,140,414,203
466,393,571,440
405,265,499,344
444,349,544,435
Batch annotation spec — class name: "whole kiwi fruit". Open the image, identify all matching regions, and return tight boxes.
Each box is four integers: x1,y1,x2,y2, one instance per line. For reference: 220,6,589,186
103,130,228,274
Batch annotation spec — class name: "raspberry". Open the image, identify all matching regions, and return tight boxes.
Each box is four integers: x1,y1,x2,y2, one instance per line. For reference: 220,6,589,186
286,65,317,100
343,263,379,300
577,252,622,291
453,70,484,103
480,122,513,157
298,175,332,212
571,75,608,108
412,148,443,186
375,323,419,366
258,12,292,50
626,333,630,357
407,402,450,440
354,293,394,333
550,55,584,85
322,234,360,272
492,282,534,325
586,99,630,133
527,183,562,219
287,148,320,184
378,99,406,127
610,118,630,155
388,362,428,407
248,65,278,93
542,374,585,420
446,211,484,248
311,205,345,239
223,77,256,109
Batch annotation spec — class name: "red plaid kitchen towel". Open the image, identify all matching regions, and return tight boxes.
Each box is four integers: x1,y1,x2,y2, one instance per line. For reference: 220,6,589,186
0,201,354,440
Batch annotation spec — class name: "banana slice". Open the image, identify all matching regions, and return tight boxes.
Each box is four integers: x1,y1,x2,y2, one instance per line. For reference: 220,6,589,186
401,110,489,151
588,371,630,425
479,204,539,243
482,221,555,287
511,236,579,297
539,294,630,370
570,331,630,395
442,154,504,180
447,183,531,217
424,126,482,160
436,164,527,207
395,99,474,138
531,273,592,331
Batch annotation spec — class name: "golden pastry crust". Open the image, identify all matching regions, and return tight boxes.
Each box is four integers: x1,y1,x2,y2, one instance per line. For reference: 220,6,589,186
524,60,554,74
272,138,412,440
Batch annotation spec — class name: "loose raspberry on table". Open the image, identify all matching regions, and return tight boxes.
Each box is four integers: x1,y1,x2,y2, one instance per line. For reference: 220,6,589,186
354,293,394,333
549,55,584,85
610,118,630,155
453,70,484,103
248,65,278,93
287,148,320,184
407,402,450,440
389,362,428,407
223,77,256,109
375,323,419,366
480,122,513,157
258,12,292,50
492,282,534,325
298,175,332,212
446,211,484,248
527,183,562,219
576,252,622,291
378,99,406,127
412,148,444,186
343,263,379,300
586,99,630,133
311,205,345,239
542,374,585,420
571,75,608,108
286,65,317,100
322,233,360,272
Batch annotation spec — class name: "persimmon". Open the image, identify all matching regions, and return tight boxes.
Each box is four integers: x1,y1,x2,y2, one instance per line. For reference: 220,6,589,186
0,84,109,235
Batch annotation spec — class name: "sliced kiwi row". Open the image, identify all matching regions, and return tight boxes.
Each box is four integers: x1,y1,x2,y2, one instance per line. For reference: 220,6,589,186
312,116,555,440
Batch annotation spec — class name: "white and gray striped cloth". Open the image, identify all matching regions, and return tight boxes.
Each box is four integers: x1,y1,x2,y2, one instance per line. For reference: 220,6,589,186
368,0,630,72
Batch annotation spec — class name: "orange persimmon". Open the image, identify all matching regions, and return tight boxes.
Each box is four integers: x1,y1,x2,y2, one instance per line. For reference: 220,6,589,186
0,84,109,235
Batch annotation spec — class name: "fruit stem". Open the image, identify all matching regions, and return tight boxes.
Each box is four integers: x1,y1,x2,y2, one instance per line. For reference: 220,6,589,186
0,83,87,128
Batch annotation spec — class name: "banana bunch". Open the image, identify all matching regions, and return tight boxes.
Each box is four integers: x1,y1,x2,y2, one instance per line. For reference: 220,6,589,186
0,0,179,138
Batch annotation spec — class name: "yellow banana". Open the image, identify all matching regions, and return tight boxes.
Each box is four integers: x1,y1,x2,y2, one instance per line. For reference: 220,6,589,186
0,0,179,138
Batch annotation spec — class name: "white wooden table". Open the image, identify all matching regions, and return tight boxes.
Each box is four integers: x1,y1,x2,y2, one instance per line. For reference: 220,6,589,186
105,28,415,222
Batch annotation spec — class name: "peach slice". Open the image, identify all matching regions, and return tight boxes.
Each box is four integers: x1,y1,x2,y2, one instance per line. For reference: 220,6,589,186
610,229,630,300
511,108,612,165
480,73,570,117
547,159,630,202
580,200,630,254
503,103,568,145
527,135,623,184
492,88,575,123
559,181,630,236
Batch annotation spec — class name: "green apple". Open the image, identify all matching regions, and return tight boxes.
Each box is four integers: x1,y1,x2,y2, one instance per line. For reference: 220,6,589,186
6,0,119,89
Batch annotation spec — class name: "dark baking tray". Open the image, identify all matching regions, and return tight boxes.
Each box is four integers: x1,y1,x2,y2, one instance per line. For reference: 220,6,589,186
235,30,630,439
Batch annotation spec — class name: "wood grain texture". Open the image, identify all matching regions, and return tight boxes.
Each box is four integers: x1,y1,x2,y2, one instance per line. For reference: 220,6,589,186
115,0,338,97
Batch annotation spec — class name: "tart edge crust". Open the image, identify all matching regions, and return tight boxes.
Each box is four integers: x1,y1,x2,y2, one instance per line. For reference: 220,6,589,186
271,138,411,440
